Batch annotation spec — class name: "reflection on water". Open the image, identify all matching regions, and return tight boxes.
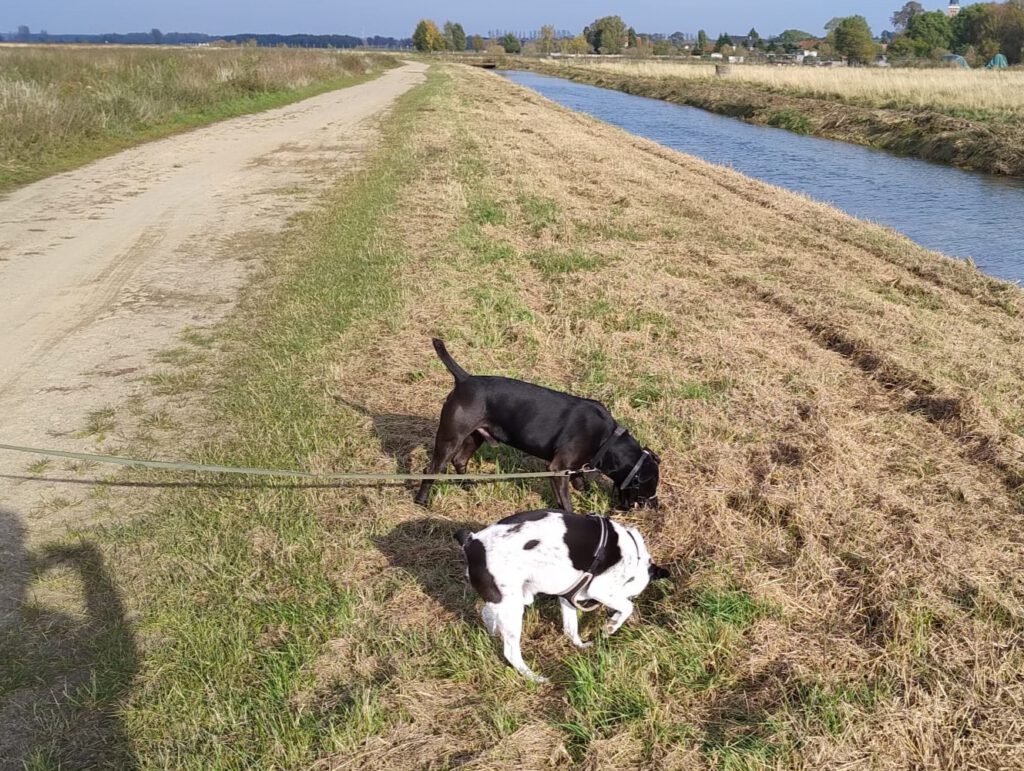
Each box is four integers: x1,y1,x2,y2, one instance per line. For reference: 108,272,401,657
502,70,1024,284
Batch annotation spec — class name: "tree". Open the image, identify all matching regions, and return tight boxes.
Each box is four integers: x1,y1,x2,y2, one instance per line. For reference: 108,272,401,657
906,11,953,53
695,29,708,55
412,20,444,52
16,25,30,42
151,28,164,44
824,17,844,33
627,27,638,48
669,31,690,47
774,28,816,53
561,33,590,55
471,34,485,52
443,21,466,51
715,32,732,52
500,32,521,54
585,15,628,54
833,15,876,64
538,25,556,55
952,2,1024,64
892,1,925,31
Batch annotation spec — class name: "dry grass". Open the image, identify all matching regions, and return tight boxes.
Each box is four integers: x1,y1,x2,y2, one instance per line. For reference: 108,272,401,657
558,59,1024,120
0,45,394,189
304,65,1024,767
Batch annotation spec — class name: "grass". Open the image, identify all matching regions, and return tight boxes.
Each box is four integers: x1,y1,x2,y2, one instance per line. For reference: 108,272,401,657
563,58,1024,122
5,62,1024,768
0,45,396,191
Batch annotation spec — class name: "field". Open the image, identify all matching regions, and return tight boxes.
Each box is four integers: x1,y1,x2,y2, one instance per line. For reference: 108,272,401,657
5,62,1024,768
517,58,1024,176
0,45,395,190
567,59,1024,121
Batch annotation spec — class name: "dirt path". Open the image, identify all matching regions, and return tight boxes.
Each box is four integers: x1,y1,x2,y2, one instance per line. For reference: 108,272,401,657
0,61,425,617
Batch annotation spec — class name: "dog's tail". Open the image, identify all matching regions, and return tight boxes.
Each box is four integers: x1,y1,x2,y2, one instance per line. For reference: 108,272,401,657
432,338,471,383
453,528,472,548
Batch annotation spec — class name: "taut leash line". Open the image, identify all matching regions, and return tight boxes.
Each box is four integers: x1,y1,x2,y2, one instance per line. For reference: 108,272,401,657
0,442,582,483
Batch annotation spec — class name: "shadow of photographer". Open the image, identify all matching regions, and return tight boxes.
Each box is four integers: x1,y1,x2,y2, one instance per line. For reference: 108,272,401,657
0,506,138,769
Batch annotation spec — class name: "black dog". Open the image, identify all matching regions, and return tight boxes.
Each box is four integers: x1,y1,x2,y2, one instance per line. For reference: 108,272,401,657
414,339,660,512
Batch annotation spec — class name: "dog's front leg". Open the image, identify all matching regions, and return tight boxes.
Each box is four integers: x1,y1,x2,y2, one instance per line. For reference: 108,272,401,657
549,472,574,514
559,598,592,649
598,597,634,636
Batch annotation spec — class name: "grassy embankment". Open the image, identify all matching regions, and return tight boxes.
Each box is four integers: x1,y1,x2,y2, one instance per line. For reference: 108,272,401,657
515,58,1024,176
9,63,1024,768
0,46,396,192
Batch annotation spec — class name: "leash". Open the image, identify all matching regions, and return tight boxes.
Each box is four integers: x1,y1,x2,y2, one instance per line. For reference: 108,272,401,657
0,442,581,483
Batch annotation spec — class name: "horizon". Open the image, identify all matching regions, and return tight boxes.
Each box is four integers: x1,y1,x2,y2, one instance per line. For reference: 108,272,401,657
1,1,969,42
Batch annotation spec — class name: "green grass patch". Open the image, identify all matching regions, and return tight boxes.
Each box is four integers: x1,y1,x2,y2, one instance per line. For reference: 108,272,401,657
518,194,560,235
526,248,610,276
79,407,116,438
468,197,507,225
765,108,812,135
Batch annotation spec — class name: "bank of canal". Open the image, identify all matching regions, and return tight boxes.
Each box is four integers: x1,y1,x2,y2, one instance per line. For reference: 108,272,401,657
502,70,1024,284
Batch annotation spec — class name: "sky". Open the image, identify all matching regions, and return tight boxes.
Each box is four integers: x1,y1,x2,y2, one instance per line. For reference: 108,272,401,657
2,0,960,40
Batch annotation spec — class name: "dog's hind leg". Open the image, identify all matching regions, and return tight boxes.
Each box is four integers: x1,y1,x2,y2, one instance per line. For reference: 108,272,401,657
481,602,500,636
452,432,483,475
491,601,547,683
559,598,592,649
414,427,467,506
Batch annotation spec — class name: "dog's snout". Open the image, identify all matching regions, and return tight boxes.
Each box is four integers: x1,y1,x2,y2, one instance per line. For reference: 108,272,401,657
641,496,659,510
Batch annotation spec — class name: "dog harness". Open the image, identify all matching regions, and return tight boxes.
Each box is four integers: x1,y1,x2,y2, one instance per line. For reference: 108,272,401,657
560,514,611,612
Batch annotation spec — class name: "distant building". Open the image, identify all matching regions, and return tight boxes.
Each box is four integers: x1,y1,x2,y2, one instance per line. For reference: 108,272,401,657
948,0,961,17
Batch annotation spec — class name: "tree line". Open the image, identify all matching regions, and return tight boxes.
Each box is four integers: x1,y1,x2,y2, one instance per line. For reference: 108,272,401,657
887,1,1024,64
414,3,1024,66
2,26,413,49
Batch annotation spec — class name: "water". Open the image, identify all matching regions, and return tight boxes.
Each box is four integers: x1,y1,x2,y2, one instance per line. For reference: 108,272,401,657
501,71,1024,284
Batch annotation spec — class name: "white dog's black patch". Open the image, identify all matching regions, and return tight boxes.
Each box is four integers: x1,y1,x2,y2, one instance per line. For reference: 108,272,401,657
562,514,621,572
463,537,502,603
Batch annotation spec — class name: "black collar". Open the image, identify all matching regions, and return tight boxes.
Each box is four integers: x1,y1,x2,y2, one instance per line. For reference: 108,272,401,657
589,425,626,469
620,449,652,491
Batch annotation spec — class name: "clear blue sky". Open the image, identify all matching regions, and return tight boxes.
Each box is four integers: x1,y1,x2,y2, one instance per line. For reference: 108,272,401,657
2,1,958,39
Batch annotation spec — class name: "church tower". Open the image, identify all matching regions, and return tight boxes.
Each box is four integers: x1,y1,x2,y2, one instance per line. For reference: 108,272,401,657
948,0,961,17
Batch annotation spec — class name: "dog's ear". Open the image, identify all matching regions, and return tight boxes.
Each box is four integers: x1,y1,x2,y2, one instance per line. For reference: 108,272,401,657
649,563,670,581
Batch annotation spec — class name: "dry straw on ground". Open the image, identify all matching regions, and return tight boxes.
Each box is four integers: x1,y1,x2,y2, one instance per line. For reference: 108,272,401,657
567,59,1024,119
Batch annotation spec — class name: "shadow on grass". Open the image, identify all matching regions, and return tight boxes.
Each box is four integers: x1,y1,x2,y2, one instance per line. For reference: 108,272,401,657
372,516,487,624
333,396,438,474
0,507,138,768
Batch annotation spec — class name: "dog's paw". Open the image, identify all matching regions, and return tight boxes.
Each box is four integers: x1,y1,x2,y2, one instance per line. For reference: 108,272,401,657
602,621,622,636
574,640,593,650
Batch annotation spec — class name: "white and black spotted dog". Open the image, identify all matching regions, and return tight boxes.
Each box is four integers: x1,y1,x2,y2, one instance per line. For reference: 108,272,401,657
454,509,669,682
